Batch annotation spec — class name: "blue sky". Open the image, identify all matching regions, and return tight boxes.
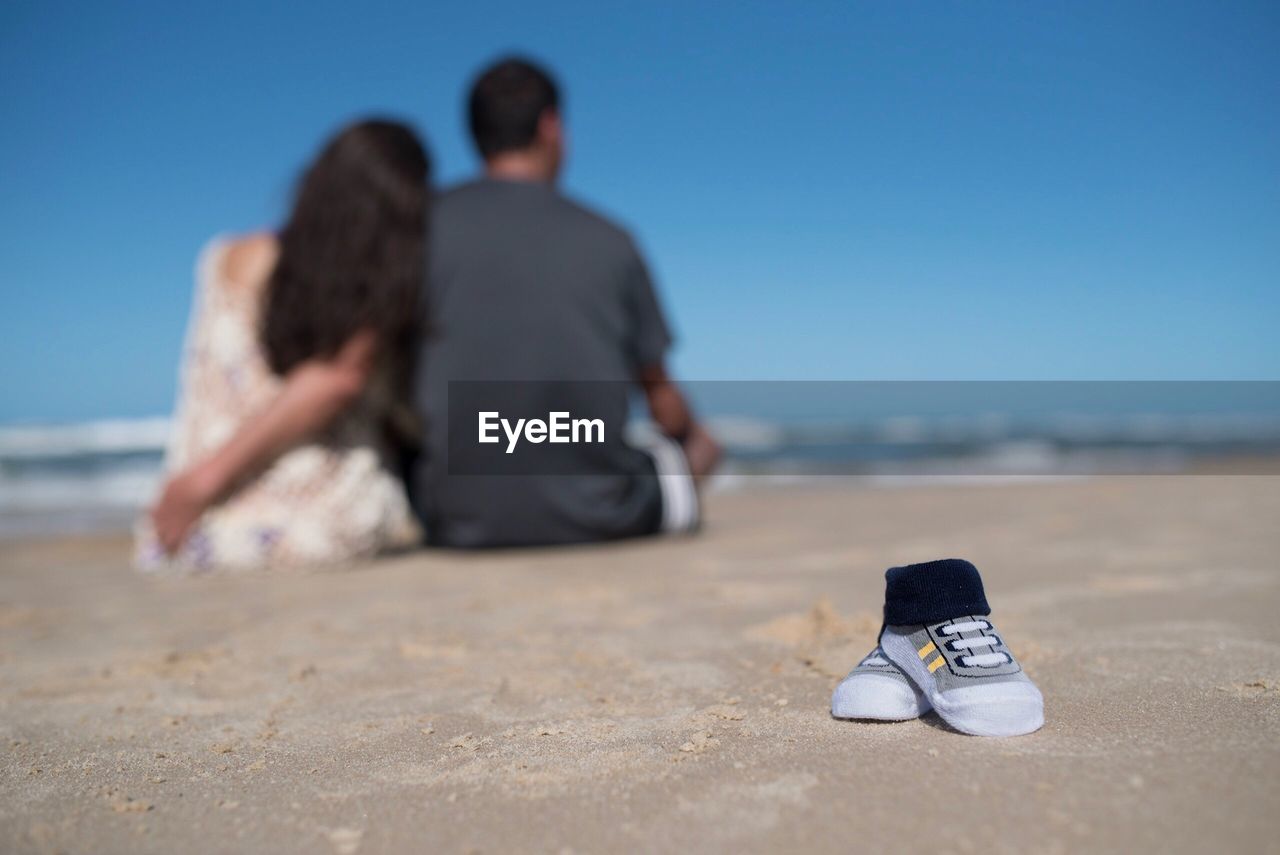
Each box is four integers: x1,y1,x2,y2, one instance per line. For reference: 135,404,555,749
1,1,1277,422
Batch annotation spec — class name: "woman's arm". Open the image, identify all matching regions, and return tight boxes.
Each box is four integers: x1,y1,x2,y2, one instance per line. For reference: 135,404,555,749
149,329,378,553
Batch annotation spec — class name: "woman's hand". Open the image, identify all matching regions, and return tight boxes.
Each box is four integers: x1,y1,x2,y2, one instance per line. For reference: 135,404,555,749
146,329,378,556
149,465,220,554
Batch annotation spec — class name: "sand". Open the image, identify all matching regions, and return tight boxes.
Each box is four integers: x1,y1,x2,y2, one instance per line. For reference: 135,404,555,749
2,476,1279,854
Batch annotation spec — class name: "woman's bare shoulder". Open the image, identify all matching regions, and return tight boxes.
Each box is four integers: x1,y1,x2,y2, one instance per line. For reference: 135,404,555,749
215,232,279,293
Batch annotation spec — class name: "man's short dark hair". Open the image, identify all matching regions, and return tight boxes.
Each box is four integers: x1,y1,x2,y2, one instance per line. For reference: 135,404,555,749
467,57,560,159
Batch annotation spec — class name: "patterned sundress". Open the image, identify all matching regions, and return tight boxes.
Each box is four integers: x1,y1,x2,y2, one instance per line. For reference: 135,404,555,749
134,237,420,572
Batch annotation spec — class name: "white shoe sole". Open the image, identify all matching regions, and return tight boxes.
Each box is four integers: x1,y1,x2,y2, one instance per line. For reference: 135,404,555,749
880,632,1044,737
831,673,932,721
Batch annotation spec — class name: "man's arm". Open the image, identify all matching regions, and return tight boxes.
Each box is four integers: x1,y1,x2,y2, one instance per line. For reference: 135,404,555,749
149,329,378,553
637,362,721,480
620,239,719,479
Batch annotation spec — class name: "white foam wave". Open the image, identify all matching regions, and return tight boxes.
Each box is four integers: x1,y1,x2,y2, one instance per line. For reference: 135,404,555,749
0,417,170,459
0,463,162,512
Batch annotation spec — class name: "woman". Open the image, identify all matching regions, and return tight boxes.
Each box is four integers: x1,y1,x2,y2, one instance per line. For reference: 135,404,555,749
135,119,429,572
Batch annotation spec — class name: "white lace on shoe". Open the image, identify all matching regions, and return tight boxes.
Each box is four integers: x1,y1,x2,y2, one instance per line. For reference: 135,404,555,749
938,620,990,635
938,620,1009,667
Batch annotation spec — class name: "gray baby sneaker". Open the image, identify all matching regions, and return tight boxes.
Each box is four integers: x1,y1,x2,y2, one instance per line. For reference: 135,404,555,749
880,615,1043,736
831,646,931,721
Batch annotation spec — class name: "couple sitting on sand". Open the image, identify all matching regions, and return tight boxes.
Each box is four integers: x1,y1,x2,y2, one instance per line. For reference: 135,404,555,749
132,56,1046,739
135,57,719,572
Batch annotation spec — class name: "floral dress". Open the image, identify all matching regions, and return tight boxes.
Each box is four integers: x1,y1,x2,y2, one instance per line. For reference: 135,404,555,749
134,237,420,573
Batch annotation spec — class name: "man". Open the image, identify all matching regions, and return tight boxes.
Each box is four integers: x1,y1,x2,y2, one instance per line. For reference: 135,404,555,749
414,56,719,548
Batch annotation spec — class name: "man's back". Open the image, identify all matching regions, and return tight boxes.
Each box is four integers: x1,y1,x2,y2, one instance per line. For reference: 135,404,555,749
414,178,673,547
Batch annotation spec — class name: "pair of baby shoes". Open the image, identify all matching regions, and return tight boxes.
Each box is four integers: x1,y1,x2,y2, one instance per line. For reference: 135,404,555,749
831,560,1043,737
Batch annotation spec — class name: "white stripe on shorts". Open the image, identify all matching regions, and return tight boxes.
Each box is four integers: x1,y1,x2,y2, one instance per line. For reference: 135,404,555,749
634,429,699,534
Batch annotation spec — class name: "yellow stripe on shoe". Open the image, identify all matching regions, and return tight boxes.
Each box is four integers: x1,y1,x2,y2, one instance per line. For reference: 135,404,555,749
917,641,937,659
927,655,946,673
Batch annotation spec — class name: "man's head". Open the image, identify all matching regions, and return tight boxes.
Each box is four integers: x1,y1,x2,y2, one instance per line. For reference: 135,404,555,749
467,56,563,182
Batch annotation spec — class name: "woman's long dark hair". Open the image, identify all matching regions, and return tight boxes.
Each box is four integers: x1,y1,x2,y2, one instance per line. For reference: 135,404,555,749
261,119,429,441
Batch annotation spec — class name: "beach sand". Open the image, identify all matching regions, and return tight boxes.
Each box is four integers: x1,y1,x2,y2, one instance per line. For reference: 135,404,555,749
2,476,1278,853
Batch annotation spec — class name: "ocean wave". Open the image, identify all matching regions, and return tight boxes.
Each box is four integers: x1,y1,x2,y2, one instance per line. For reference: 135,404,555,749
0,417,170,459
3,408,1279,538
0,460,161,511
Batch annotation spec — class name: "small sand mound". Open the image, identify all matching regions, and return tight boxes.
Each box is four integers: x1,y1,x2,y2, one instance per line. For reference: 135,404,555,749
747,598,881,679
747,597,878,648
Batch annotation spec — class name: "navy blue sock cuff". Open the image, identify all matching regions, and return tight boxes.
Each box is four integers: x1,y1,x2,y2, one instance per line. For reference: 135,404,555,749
883,559,990,626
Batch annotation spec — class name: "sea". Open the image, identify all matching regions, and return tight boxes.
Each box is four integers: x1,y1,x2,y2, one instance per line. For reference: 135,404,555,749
3,381,1278,539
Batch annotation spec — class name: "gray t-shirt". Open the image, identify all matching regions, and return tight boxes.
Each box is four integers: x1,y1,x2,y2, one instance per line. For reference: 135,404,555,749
413,178,673,547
